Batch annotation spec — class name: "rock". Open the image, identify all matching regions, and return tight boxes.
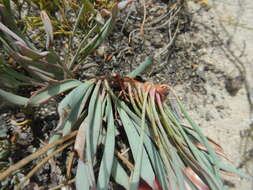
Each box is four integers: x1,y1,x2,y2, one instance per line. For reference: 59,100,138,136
225,75,244,96
151,34,163,48
97,45,106,57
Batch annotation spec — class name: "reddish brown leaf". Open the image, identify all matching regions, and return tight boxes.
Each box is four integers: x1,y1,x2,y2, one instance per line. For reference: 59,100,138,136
220,170,239,178
184,167,210,190
138,182,152,190
138,178,164,190
195,137,231,161
153,178,163,190
185,181,193,190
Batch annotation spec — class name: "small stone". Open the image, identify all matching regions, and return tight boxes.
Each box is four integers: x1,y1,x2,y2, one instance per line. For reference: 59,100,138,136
97,45,106,57
205,111,213,121
196,64,206,81
151,34,163,48
225,75,244,96
144,40,151,47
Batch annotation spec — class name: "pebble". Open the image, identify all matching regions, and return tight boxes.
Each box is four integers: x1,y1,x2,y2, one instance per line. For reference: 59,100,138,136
97,44,106,57
151,34,164,48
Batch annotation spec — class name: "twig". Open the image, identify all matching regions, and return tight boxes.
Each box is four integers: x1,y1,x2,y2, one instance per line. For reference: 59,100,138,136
116,151,134,170
16,140,75,190
128,6,181,43
154,21,180,58
67,152,75,179
121,3,134,33
140,0,147,36
0,131,77,181
120,148,130,156
48,178,76,190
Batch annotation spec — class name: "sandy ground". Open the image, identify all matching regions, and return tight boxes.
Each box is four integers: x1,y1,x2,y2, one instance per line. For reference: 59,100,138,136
179,0,253,189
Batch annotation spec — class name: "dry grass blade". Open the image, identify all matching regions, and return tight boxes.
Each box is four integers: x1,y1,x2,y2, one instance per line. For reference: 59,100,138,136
0,131,77,181
48,178,75,190
194,137,230,161
49,179,76,190
66,152,75,179
16,140,75,190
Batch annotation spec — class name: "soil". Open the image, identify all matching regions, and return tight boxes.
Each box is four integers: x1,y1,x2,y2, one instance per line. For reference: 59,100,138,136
183,1,253,189
1,0,253,189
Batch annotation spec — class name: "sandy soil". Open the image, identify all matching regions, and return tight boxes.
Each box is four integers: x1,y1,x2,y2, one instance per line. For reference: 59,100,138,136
179,0,253,189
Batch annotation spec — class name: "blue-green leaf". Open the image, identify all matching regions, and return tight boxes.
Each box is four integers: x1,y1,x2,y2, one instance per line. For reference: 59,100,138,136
29,80,82,105
76,159,93,190
97,96,115,190
0,89,28,106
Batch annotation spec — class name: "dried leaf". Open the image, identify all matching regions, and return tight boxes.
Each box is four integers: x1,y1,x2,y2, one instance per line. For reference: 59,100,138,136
153,178,163,190
13,41,49,60
40,11,53,49
184,167,210,190
195,137,230,161
74,119,87,161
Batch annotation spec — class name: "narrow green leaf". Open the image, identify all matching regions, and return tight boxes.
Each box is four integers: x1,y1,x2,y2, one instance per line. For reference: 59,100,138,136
97,96,115,190
217,162,249,178
0,89,28,106
117,107,155,188
48,82,93,154
29,80,82,105
111,159,129,189
113,92,167,189
61,82,94,135
11,51,64,79
76,159,93,190
162,101,223,190
127,56,153,78
130,87,150,190
0,22,26,45
78,6,118,63
68,24,98,69
0,72,27,88
177,100,220,166
132,120,168,190
40,11,54,49
0,4,29,45
0,63,42,86
85,81,102,185
90,89,103,158
13,41,49,60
